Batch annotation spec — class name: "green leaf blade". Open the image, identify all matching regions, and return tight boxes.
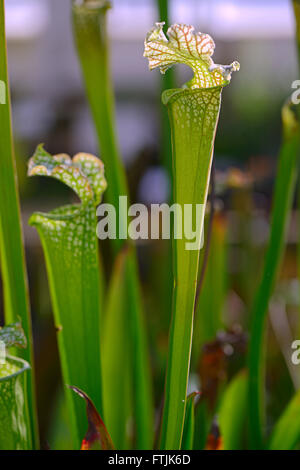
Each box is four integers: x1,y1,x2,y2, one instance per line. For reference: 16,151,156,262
102,246,133,449
248,101,300,449
181,392,199,450
269,390,300,450
218,370,248,450
0,0,39,448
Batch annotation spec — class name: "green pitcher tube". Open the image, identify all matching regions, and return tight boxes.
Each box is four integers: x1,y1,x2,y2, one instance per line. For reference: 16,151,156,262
0,355,32,450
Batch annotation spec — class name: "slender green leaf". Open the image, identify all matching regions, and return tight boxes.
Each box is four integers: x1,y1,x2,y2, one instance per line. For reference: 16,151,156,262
47,388,73,450
70,386,115,450
193,215,227,366
181,392,200,450
125,255,154,449
0,0,38,448
269,389,300,450
155,0,174,346
28,145,106,448
218,370,248,450
72,2,154,448
193,399,212,450
102,245,132,449
248,101,300,449
144,22,239,449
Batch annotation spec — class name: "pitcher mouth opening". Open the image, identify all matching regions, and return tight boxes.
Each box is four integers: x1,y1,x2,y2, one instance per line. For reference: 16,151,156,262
0,355,30,383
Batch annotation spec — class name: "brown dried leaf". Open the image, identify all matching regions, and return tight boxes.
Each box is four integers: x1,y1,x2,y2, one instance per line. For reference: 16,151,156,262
70,386,115,450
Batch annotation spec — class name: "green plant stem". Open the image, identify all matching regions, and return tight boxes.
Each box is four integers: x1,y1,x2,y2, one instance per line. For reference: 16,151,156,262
156,0,174,179
293,1,300,66
159,87,223,449
248,102,300,449
72,1,126,244
0,0,38,448
72,1,153,448
157,0,170,25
